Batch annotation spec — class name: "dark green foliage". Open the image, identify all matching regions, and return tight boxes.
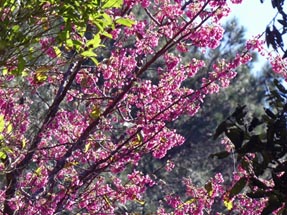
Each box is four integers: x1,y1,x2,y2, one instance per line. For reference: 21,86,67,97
225,128,244,149
229,177,247,199
214,78,287,214
260,0,287,57
262,194,283,215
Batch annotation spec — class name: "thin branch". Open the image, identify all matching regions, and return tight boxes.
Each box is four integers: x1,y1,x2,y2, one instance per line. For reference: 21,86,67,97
144,8,161,26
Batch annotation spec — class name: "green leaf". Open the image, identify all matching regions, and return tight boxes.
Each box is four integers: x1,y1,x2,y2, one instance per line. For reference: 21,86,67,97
84,142,91,153
101,0,123,9
232,105,247,125
90,105,101,119
35,69,48,83
115,17,135,27
15,56,26,76
12,25,20,33
22,139,26,149
81,50,97,58
101,31,113,39
248,117,261,132
2,68,8,75
89,56,99,65
238,135,263,154
262,194,283,215
87,34,101,49
102,13,113,27
66,39,83,50
229,177,247,199
247,190,268,198
66,39,74,48
204,182,213,196
35,167,42,176
225,128,244,149
94,20,104,32
224,199,233,211
0,151,7,160
2,146,13,154
53,46,62,57
0,115,4,133
213,121,227,140
251,177,267,190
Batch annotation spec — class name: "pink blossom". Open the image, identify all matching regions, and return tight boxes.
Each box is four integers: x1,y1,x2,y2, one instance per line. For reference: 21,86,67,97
165,160,175,172
0,0,275,214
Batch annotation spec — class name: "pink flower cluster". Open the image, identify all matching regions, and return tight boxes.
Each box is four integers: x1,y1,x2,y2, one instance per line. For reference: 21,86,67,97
39,37,57,58
0,0,277,214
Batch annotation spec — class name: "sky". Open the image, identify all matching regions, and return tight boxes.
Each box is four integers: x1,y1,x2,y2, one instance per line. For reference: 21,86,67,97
224,0,280,73
228,1,277,38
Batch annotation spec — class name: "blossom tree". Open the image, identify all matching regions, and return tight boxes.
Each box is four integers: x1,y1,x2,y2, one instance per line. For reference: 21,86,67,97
0,0,277,214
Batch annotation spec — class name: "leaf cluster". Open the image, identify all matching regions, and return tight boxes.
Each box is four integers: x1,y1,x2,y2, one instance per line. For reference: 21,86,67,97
213,78,287,214
261,0,287,58
0,0,133,74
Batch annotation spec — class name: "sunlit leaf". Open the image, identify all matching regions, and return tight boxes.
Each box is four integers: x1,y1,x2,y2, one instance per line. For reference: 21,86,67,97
81,50,97,58
86,34,101,49
185,198,195,204
224,198,233,211
84,142,91,153
2,146,13,154
35,72,48,83
115,17,135,27
12,25,20,32
134,198,145,205
53,46,62,57
0,115,4,133
35,167,42,176
101,31,113,39
64,161,79,168
22,139,26,149
102,13,113,26
66,39,74,48
90,106,101,119
137,133,143,143
0,151,7,160
89,56,99,65
102,0,123,9
2,68,8,75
